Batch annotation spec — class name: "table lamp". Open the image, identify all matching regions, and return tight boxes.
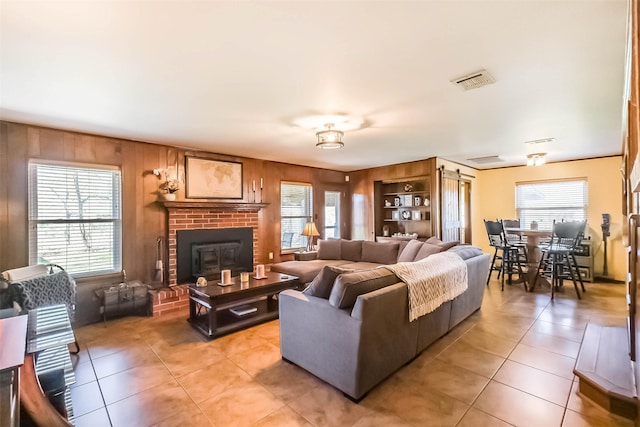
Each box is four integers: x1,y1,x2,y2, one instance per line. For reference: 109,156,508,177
301,221,320,252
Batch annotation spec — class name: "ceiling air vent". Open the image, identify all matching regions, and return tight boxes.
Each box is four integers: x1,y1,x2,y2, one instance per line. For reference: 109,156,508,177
451,70,495,91
467,155,504,164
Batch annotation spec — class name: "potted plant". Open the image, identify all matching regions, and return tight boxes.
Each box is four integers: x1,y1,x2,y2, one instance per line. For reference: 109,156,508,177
153,169,181,201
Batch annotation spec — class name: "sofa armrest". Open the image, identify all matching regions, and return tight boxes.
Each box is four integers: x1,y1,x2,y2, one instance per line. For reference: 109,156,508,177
349,282,419,396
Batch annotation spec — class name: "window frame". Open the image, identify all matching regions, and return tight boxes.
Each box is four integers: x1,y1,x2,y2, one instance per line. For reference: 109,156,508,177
323,190,341,240
280,181,313,253
515,178,588,231
28,160,123,277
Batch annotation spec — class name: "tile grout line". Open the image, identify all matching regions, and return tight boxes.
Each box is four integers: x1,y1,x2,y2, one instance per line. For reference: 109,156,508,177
82,346,115,426
454,279,553,426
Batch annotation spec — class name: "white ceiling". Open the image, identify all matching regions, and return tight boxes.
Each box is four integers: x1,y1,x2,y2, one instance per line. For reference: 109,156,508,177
0,1,629,171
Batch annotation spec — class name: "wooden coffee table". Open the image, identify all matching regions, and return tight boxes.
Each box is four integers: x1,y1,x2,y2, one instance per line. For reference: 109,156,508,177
188,271,300,339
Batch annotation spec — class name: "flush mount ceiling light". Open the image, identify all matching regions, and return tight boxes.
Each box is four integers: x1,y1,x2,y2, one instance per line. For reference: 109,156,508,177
316,123,344,149
526,153,547,166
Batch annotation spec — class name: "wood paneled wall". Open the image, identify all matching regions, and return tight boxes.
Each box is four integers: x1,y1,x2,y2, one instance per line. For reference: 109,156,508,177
0,121,346,323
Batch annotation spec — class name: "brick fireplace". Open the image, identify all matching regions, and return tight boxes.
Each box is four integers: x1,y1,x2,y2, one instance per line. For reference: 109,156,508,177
151,201,268,316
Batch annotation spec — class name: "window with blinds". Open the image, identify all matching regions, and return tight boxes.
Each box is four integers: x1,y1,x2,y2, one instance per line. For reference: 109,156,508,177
28,162,122,276
515,179,588,230
281,182,312,252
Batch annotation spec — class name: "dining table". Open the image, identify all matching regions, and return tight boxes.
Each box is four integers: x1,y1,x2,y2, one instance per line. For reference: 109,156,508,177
504,227,553,291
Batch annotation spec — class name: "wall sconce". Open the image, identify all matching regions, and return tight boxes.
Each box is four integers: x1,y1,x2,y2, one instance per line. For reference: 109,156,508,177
526,153,546,166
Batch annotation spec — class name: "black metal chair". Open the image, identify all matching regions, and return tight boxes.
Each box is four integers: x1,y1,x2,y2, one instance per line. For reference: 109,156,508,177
484,219,527,291
534,220,586,299
502,219,529,264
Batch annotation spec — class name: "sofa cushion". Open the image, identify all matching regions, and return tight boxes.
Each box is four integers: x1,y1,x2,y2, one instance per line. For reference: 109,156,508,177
270,260,349,283
361,241,399,264
413,242,443,261
447,244,483,260
339,262,384,271
439,241,460,251
317,239,342,260
329,268,400,309
341,240,363,262
303,265,352,299
397,239,423,262
426,236,459,251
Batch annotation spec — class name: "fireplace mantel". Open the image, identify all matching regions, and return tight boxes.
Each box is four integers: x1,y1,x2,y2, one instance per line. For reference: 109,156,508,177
161,201,269,211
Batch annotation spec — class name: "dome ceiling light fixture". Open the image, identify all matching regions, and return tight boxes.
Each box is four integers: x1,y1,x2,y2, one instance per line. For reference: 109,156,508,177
316,123,344,149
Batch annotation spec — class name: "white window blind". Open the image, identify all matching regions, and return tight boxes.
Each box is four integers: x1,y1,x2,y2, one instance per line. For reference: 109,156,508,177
515,179,588,231
281,182,312,251
28,162,122,276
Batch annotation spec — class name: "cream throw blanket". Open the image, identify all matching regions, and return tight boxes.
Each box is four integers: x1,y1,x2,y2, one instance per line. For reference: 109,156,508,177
384,252,468,322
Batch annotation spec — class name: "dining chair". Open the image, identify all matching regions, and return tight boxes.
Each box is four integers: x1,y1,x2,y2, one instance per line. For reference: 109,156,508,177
484,219,527,291
534,220,586,299
502,218,529,263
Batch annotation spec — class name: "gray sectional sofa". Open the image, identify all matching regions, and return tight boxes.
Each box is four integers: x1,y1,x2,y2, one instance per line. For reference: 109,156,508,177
274,238,490,401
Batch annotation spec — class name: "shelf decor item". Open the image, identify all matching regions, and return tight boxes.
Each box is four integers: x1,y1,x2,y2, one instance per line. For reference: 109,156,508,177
412,210,421,220
414,196,421,206
403,195,413,206
394,197,400,206
424,198,430,207
401,210,411,220
403,183,414,192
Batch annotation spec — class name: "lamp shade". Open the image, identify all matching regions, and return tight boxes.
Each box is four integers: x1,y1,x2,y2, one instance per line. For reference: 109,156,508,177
301,222,320,237
301,221,320,252
526,152,546,166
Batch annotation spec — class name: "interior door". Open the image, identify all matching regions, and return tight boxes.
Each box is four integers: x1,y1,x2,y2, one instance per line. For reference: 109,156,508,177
440,169,461,242
439,168,472,243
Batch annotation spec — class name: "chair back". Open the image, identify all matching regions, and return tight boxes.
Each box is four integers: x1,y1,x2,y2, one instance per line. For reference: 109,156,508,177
0,264,76,319
502,219,520,228
484,219,508,248
550,220,585,251
502,219,524,244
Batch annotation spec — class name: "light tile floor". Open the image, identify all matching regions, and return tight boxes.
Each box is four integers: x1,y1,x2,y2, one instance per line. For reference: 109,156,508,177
70,277,635,426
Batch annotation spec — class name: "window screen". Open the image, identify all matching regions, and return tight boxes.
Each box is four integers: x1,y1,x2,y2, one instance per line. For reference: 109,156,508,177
515,179,588,230
29,162,122,276
281,182,312,251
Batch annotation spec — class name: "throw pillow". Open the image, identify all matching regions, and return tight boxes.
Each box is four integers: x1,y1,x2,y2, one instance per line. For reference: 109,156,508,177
426,237,442,245
397,239,423,262
447,244,483,260
361,241,399,264
317,239,342,260
329,269,400,309
439,241,460,251
304,266,351,299
341,240,363,262
413,242,443,261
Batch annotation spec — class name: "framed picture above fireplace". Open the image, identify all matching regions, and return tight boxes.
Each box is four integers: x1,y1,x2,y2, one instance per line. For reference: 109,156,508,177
186,157,243,199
